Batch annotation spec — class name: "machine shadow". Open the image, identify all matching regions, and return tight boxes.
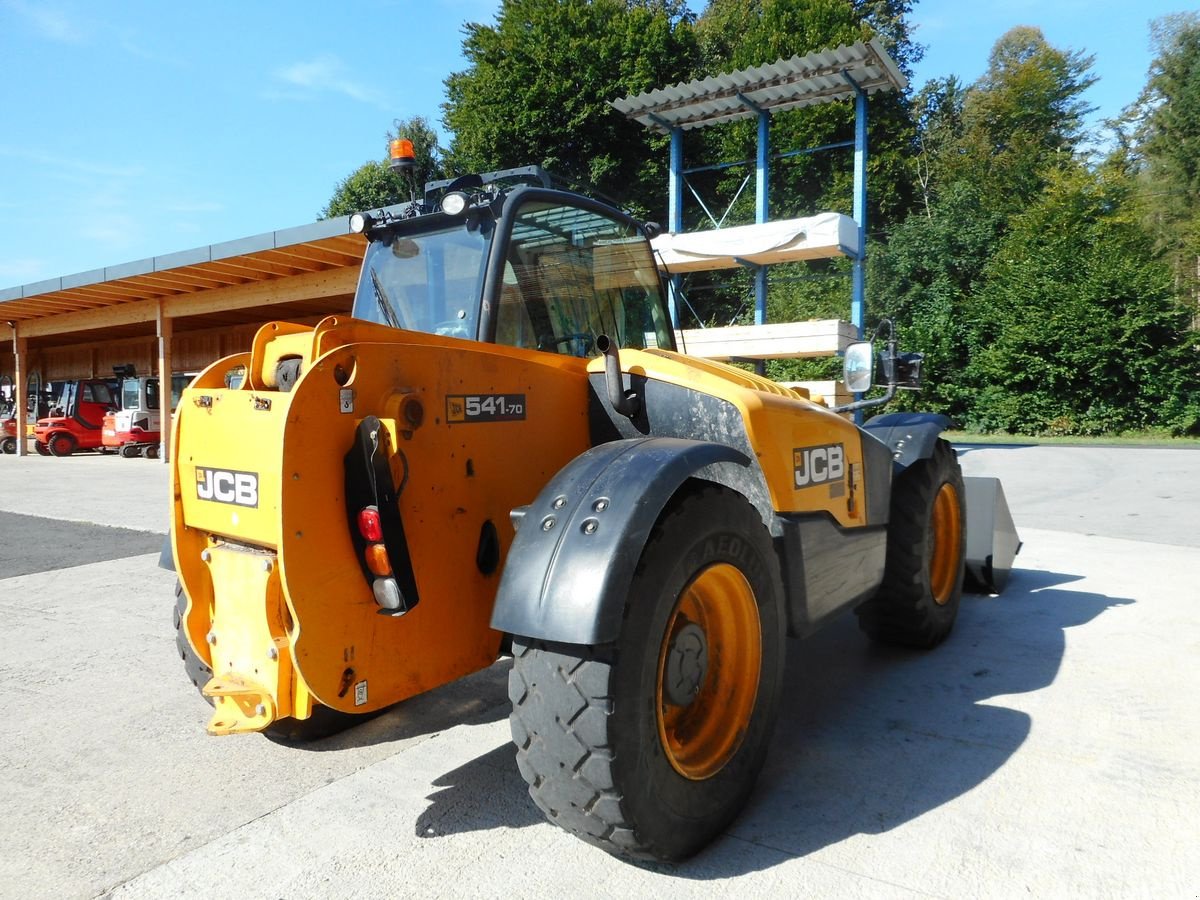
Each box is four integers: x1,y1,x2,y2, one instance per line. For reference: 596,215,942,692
679,566,1133,877
953,443,1039,455
350,566,1131,876
291,661,513,753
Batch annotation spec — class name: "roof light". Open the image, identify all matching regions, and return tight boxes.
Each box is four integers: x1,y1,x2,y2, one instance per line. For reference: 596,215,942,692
389,139,416,172
440,191,469,217
349,212,374,234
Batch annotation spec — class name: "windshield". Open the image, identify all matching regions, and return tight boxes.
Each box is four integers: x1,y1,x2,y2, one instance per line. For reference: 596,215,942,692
351,221,489,339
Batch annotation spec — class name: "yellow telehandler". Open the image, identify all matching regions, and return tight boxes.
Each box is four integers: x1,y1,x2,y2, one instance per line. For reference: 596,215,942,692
170,163,969,861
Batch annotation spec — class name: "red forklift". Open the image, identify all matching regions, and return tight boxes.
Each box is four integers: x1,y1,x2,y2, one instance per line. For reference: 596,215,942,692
33,377,120,456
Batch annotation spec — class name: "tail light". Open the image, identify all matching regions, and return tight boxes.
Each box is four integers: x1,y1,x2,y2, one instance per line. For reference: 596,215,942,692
345,417,419,617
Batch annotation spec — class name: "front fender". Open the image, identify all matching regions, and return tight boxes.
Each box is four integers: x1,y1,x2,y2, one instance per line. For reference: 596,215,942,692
490,437,750,646
863,412,955,469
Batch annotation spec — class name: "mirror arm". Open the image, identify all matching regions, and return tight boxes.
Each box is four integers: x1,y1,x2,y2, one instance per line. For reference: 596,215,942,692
830,381,895,414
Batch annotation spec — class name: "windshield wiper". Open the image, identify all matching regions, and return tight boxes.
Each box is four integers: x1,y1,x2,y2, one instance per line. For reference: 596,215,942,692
370,268,403,330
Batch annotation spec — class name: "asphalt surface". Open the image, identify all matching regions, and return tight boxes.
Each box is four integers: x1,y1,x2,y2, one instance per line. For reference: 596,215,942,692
0,446,1197,899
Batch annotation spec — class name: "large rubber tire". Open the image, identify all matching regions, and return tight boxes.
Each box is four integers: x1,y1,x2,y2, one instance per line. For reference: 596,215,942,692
34,441,51,456
119,444,141,458
0,437,14,454
172,580,368,744
48,433,75,457
856,438,966,648
509,484,786,861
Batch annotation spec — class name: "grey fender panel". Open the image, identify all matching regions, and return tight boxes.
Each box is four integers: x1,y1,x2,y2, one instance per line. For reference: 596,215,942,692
863,412,955,469
490,437,750,646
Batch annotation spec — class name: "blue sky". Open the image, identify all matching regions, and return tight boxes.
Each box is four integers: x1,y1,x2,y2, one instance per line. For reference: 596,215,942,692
0,0,1186,288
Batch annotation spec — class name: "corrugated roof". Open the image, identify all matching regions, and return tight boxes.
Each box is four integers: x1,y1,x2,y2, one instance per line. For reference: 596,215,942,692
0,209,390,324
611,39,906,133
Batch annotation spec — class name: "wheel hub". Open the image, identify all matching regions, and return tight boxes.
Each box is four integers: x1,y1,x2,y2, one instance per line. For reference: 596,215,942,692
663,621,708,706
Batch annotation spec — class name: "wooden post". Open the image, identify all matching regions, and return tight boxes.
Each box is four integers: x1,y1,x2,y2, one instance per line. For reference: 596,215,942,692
11,325,27,457
157,301,173,463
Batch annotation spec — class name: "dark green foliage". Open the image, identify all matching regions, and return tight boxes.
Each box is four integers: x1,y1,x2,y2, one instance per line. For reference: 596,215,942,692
870,181,1005,415
690,0,919,231
872,25,1200,436
441,0,700,219
1123,14,1200,306
962,164,1199,436
320,6,1200,437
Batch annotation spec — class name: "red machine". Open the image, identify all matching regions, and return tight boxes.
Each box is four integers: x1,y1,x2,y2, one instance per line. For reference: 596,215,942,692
33,379,120,456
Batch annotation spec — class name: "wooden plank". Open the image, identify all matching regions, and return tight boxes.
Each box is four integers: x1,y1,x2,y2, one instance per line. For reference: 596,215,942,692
778,380,851,408
675,319,855,360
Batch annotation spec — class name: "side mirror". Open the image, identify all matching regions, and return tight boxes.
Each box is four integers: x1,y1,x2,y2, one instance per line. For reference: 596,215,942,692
842,341,875,394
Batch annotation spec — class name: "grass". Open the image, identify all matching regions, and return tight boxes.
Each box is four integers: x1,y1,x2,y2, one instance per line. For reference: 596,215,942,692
945,430,1200,447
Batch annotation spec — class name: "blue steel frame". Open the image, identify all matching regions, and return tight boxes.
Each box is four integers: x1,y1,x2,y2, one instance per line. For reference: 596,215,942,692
663,78,871,341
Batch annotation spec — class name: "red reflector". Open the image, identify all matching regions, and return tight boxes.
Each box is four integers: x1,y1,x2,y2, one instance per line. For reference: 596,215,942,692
365,543,392,577
357,506,383,542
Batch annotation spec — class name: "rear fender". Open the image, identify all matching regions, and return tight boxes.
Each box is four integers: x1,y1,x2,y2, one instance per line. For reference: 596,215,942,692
490,437,750,646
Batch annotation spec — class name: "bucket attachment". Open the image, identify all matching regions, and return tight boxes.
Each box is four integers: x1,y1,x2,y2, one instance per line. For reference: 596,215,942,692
963,476,1021,594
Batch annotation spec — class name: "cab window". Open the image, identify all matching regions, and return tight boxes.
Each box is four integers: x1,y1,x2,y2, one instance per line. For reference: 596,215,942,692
495,202,672,356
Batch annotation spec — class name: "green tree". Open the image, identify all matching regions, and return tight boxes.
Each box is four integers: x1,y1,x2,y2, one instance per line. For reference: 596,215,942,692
1126,13,1200,310
943,26,1096,217
441,0,700,219
670,0,923,333
871,27,1100,422
868,181,1005,416
963,160,1199,435
321,116,444,218
690,0,921,232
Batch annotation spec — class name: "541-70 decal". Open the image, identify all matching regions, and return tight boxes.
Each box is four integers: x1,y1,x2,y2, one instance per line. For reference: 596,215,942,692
446,393,526,424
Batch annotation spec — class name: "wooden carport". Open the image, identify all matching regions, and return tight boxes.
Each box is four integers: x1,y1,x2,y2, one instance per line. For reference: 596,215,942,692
1,215,370,457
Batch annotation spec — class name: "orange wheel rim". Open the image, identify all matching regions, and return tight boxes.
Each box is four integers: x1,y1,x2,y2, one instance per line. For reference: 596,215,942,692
930,482,963,604
655,563,761,781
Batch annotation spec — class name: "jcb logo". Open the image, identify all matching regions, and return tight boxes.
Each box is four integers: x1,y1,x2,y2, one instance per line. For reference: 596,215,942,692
793,443,844,489
196,467,259,508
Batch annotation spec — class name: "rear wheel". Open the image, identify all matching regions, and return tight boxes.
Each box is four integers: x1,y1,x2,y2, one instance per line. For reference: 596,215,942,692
509,484,785,861
0,437,14,454
120,444,141,458
856,439,966,648
48,433,75,457
34,441,51,456
172,580,370,743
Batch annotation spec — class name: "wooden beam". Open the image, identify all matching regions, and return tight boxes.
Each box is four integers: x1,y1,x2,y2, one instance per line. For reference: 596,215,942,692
18,264,359,338
164,265,359,319
675,319,855,360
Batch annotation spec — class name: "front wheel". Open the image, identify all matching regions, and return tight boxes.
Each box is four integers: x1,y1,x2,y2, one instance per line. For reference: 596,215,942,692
48,433,75,457
509,484,786,861
856,438,966,648
0,437,15,454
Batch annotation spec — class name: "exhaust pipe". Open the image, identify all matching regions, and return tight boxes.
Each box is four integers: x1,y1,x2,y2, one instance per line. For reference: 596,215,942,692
596,334,639,419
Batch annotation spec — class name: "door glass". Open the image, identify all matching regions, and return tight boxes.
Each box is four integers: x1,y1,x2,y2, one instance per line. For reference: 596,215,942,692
496,201,672,355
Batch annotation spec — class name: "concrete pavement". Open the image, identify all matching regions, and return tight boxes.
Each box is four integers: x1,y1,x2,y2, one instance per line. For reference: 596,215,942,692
0,447,1197,898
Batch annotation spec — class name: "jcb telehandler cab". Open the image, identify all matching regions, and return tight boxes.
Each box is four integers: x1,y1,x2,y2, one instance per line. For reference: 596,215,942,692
170,164,967,861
